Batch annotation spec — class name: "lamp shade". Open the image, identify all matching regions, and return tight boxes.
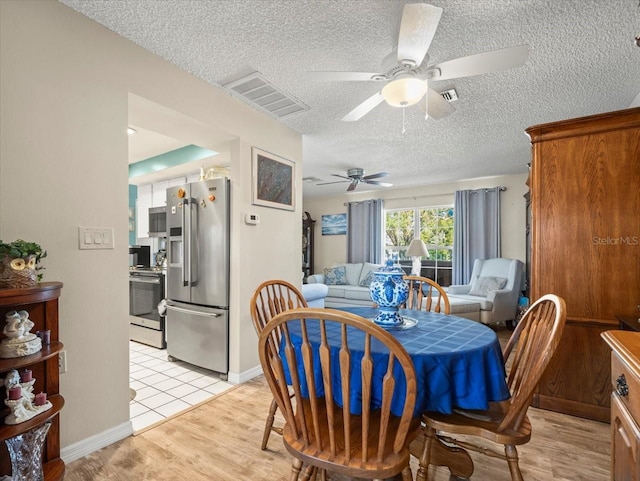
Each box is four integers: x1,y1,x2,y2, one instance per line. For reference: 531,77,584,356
406,239,429,258
381,76,428,107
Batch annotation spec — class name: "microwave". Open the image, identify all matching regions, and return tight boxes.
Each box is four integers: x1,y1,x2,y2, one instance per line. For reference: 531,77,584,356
148,206,167,237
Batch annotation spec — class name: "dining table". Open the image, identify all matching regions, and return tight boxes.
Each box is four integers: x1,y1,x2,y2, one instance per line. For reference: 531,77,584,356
282,306,511,480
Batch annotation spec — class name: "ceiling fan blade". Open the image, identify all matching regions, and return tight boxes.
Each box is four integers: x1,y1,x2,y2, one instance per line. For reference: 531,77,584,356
427,45,529,81
347,182,357,192
364,180,393,187
419,88,456,120
331,174,353,180
317,180,350,186
341,92,385,122
397,3,443,67
307,71,384,82
363,172,390,180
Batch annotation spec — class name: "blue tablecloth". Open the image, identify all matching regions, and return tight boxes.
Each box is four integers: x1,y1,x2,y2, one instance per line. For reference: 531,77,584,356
281,307,510,417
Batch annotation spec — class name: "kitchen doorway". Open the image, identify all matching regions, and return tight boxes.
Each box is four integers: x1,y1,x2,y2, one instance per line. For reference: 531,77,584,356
128,95,236,432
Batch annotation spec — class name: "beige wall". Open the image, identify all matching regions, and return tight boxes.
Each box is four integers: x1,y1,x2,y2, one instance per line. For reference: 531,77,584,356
0,1,302,449
304,174,529,273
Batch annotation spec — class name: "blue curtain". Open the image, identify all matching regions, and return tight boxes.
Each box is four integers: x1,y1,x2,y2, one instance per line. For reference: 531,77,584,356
346,199,383,264
453,188,502,284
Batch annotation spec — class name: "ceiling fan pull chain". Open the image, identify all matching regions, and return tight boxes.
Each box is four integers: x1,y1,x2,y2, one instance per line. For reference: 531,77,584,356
402,107,406,134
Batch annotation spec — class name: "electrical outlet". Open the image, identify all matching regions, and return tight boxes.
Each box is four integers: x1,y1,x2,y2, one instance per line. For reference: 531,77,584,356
58,350,67,374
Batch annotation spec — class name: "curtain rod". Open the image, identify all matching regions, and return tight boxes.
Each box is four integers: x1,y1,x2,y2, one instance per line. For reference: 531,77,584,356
345,186,506,205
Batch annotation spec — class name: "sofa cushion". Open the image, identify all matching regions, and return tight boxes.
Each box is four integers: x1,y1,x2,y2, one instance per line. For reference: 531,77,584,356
469,276,507,296
324,266,347,285
448,294,494,311
326,286,346,298
343,286,373,301
336,263,364,286
358,263,382,287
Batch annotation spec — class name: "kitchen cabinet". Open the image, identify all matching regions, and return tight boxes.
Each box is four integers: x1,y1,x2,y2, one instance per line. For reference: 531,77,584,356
152,180,168,207
0,282,65,481
602,330,640,480
527,107,640,422
136,184,152,239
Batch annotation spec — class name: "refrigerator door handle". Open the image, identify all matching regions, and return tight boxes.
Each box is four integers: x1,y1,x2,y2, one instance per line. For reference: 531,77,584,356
166,304,222,317
182,197,189,287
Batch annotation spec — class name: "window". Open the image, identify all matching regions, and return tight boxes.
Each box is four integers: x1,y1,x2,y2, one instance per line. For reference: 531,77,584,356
384,206,454,286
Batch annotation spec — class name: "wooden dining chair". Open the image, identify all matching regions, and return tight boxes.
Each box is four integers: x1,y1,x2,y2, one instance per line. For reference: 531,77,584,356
250,280,308,450
258,307,421,481
415,294,566,481
403,275,451,315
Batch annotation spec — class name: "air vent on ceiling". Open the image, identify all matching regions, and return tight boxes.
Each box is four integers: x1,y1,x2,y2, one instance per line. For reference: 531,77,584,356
223,72,309,118
440,88,459,102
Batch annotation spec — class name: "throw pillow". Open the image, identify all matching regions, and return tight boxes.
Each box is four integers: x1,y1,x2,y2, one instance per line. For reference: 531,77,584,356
358,270,375,287
324,266,347,286
468,276,507,297
358,262,382,287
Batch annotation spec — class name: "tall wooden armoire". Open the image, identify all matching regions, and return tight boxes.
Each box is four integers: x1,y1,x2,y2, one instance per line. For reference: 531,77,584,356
526,107,640,422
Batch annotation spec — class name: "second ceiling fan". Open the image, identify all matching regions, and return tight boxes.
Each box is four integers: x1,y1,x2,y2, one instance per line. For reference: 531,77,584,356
318,168,392,192
310,3,529,122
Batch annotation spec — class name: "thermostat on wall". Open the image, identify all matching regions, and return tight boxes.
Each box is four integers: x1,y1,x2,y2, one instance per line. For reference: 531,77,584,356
245,213,260,225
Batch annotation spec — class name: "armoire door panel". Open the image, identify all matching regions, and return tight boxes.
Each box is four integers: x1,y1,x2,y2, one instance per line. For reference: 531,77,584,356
527,107,640,421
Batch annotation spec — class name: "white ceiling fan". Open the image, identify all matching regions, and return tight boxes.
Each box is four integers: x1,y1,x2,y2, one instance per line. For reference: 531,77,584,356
317,168,392,192
309,3,529,122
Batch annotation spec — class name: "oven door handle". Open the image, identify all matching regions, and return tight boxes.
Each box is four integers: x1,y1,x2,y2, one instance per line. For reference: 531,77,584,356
166,304,221,317
130,277,161,285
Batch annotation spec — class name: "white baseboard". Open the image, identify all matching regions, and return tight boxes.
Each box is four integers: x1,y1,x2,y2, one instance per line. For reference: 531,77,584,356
227,364,263,385
61,421,133,463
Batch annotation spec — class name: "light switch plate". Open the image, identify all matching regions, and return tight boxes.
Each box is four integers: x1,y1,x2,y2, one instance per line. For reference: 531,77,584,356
79,227,114,250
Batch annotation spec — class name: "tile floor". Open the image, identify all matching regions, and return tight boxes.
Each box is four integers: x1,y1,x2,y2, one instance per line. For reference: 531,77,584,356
129,340,234,433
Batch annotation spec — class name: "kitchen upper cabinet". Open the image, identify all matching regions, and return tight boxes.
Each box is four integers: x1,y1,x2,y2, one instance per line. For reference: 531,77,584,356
136,184,152,239
152,180,169,207
168,177,187,187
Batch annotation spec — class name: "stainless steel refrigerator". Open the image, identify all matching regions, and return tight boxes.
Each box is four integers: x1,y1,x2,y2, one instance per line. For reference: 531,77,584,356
165,178,230,380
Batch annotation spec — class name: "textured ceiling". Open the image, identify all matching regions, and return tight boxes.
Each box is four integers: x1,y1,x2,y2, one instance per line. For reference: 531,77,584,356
60,0,640,198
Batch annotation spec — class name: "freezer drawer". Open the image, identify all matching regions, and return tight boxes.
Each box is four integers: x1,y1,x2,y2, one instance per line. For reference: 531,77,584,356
165,301,228,376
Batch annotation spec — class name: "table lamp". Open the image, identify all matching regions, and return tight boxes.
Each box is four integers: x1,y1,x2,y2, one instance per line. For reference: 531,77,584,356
406,239,429,276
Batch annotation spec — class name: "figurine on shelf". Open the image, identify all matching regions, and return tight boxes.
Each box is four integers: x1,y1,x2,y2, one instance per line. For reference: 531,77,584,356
0,310,42,358
2,369,52,425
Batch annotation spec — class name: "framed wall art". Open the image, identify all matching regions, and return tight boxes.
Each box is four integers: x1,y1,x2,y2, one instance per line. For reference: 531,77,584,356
252,147,295,211
322,213,347,235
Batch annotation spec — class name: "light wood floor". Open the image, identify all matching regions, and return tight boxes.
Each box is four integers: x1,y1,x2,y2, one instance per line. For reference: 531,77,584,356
66,330,610,481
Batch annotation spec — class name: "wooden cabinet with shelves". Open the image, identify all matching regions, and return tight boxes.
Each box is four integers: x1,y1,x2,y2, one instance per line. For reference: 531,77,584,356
0,282,65,481
302,212,315,281
527,108,640,422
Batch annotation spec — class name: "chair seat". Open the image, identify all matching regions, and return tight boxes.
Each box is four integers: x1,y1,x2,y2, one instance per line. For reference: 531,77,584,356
425,403,532,447
284,397,421,479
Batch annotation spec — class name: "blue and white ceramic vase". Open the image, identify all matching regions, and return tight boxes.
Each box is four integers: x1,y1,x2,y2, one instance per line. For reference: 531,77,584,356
370,260,409,327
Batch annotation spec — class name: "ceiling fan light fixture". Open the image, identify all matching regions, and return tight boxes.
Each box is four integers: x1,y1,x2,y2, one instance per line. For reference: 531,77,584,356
381,76,428,107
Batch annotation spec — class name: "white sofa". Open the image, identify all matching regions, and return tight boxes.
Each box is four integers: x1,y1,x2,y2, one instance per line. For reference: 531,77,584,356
306,262,380,308
448,257,524,325
307,262,483,322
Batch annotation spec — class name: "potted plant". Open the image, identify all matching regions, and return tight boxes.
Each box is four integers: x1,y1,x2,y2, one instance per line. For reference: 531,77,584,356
0,239,47,288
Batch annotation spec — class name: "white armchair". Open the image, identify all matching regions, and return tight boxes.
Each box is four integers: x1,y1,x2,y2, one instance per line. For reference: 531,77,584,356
448,258,524,325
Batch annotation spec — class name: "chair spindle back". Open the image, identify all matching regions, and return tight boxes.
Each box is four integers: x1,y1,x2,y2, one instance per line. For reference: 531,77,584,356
259,307,418,469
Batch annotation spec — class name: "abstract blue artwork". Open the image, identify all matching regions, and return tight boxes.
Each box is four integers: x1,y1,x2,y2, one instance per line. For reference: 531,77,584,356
322,213,347,235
